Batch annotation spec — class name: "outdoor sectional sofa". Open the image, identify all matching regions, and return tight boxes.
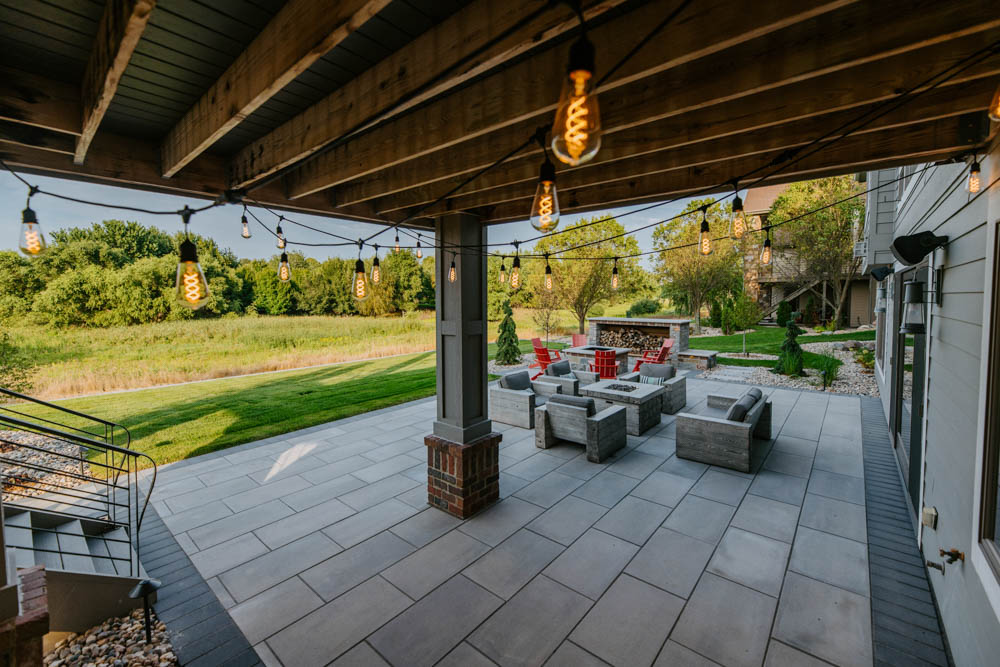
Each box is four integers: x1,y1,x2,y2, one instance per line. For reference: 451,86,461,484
675,388,771,472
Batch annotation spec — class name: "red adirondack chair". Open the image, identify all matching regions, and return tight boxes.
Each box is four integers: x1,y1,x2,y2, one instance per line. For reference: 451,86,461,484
590,349,621,379
633,338,675,372
572,334,588,347
529,338,563,379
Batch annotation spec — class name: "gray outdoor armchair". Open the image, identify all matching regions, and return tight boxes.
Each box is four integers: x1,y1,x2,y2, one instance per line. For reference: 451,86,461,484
490,370,562,429
541,360,581,396
534,394,626,463
619,363,687,414
675,388,771,473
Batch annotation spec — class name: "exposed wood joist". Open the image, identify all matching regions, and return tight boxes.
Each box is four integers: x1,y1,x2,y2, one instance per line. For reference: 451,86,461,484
76,0,156,165
227,0,629,191
283,0,862,199
408,79,998,216
477,117,984,223
0,68,81,136
284,0,1000,201
0,130,385,225
159,0,392,178
340,32,1000,211
0,121,76,156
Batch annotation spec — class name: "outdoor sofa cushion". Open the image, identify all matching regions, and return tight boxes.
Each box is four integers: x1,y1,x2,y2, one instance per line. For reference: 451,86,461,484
545,360,574,377
639,375,665,385
639,363,676,380
501,371,531,391
725,392,758,421
747,387,763,401
548,394,597,416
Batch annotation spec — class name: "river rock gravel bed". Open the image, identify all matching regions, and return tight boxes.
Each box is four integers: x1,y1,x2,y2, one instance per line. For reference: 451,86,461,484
1,430,91,502
44,608,177,667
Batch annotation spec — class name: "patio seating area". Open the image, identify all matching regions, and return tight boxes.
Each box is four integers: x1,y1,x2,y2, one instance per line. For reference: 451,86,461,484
145,374,886,667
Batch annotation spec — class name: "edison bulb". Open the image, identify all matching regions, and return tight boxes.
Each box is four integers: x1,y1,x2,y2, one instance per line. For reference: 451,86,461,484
499,261,507,285
352,259,370,301
510,258,521,290
552,72,601,165
19,207,46,256
968,162,981,194
175,240,210,309
395,235,400,253
278,253,291,283
730,211,747,240
448,260,457,283
276,226,285,249
530,180,560,233
241,215,251,239
371,256,381,284
611,266,619,290
544,265,553,291
699,220,713,256
990,83,1000,122
416,241,423,259
760,238,772,265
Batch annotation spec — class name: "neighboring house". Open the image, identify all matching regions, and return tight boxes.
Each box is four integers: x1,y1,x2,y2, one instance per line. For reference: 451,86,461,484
863,150,1000,666
743,183,873,327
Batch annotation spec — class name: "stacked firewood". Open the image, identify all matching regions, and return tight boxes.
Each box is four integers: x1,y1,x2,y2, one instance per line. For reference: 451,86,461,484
599,330,663,351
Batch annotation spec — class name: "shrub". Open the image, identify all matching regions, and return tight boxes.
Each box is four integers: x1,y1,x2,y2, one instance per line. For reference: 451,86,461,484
854,348,875,370
626,298,660,318
773,321,805,376
815,355,840,389
495,300,521,365
587,304,605,318
708,299,722,328
775,301,791,327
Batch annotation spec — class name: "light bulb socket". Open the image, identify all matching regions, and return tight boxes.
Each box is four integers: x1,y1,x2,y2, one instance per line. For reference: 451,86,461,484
567,35,595,75
179,238,199,262
22,206,37,224
280,252,288,264
241,214,248,225
355,258,365,274
545,263,552,275
512,256,521,269
700,219,710,234
971,160,981,174
372,255,380,268
539,158,557,184
732,194,743,213
763,237,772,249
276,225,283,235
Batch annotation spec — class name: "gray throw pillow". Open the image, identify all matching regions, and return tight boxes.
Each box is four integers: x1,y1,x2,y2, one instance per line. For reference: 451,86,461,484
546,360,572,377
725,394,757,421
501,371,531,391
640,363,676,380
548,394,597,416
746,388,763,401
639,375,665,386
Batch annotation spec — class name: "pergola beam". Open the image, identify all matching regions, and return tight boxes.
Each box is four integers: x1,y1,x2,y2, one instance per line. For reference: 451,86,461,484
159,0,392,178
0,68,81,136
344,34,1000,212
283,0,862,199
76,0,156,165
283,0,1000,202
477,117,983,224
227,0,630,191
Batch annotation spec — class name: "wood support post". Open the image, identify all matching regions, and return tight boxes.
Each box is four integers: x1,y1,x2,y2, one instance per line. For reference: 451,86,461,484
426,212,499,517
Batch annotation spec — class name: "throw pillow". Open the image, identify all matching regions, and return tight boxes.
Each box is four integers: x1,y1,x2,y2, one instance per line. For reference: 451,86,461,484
639,375,666,386
546,360,572,377
725,393,757,421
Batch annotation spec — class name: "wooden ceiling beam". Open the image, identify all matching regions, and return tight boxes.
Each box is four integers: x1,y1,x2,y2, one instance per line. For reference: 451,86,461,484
348,33,1000,212
284,0,1000,201
76,0,156,165
405,79,996,216
283,0,863,199
227,0,630,191
0,121,77,156
0,132,385,225
159,0,391,178
476,117,981,224
0,67,81,136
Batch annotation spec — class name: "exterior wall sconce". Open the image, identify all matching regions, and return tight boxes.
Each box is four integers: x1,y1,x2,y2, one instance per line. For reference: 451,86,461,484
874,286,887,314
899,280,926,334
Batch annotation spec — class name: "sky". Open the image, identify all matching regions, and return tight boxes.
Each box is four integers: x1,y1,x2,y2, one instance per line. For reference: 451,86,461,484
0,171,705,269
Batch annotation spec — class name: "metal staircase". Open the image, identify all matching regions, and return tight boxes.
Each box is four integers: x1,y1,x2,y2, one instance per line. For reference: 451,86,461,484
0,387,157,632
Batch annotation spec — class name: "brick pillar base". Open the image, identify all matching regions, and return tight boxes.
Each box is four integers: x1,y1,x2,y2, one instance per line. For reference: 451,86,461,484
425,432,501,519
0,566,49,667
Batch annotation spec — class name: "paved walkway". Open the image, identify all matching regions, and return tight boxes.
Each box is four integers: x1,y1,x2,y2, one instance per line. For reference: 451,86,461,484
147,377,880,667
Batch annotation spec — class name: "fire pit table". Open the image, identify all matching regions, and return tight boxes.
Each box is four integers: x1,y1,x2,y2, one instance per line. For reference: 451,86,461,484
581,379,665,436
561,345,631,374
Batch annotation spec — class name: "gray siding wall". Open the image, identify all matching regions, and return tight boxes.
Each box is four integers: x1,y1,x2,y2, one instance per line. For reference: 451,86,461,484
881,152,1000,666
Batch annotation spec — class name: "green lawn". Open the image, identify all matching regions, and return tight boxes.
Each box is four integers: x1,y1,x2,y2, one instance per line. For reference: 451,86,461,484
11,338,558,471
703,327,876,370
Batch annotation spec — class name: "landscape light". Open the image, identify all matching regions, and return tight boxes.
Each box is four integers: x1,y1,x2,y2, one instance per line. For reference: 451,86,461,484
551,35,601,165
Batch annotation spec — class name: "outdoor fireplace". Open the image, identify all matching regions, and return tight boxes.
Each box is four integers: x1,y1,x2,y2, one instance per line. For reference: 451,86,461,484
587,317,691,353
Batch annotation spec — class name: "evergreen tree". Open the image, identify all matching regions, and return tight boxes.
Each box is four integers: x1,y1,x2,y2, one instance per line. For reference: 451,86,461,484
775,301,791,327
495,300,522,365
773,321,805,376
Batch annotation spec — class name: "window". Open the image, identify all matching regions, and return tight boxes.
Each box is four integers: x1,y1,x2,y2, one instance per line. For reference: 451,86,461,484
980,224,1000,578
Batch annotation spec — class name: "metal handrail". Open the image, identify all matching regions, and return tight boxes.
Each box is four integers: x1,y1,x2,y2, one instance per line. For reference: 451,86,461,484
1,390,155,578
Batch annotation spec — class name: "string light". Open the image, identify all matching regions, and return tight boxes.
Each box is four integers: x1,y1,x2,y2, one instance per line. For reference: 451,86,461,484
18,187,46,256
760,226,773,265
240,208,252,239
175,207,210,310
729,184,746,239
530,154,561,233
698,206,712,256
611,257,619,290
371,245,381,284
510,254,522,290
448,254,457,283
352,241,369,301
278,252,291,282
276,218,286,249
395,233,400,253
415,234,423,259
544,255,553,291
968,159,981,194
551,34,601,166
499,257,507,284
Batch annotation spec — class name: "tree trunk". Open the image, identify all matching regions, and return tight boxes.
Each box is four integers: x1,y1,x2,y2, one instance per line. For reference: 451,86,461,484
578,313,586,334
833,278,852,328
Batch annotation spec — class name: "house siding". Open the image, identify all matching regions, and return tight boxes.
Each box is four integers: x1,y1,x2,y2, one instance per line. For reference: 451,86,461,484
868,147,1000,667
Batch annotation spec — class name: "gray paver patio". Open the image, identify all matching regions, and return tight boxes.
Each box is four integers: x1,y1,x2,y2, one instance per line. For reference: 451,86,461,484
146,378,880,666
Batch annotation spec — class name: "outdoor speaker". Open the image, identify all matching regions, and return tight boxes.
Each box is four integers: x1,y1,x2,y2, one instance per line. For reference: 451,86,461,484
890,232,948,266
870,266,894,282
